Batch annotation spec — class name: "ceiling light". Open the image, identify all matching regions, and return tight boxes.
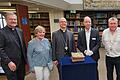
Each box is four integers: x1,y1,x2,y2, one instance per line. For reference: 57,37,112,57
0,9,15,11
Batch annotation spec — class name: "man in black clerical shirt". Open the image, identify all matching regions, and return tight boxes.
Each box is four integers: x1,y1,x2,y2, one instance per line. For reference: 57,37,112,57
0,12,27,80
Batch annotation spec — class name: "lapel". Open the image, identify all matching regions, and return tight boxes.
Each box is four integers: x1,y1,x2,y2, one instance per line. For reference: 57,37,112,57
66,30,71,48
66,30,70,46
83,29,87,48
5,26,20,48
58,30,65,45
89,28,93,48
16,28,23,48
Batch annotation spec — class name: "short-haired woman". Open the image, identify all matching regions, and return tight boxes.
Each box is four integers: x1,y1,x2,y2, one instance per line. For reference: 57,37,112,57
27,25,53,80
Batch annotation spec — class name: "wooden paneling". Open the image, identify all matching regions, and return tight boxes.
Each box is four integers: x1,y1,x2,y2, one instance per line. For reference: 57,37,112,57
16,4,31,46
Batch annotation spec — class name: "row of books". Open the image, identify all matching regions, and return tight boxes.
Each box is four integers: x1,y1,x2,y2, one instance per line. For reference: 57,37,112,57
29,13,49,19
65,13,80,19
65,13,108,19
65,13,120,19
68,24,107,32
30,27,50,32
67,21,84,26
94,19,107,24
68,27,84,32
95,13,108,18
29,21,50,27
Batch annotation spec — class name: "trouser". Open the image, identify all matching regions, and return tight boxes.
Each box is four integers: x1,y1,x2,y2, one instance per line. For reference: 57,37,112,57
92,57,99,80
96,63,99,80
34,66,50,80
106,56,120,80
57,63,62,80
2,60,25,80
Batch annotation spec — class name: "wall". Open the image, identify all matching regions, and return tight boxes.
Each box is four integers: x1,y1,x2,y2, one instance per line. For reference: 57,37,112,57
31,7,64,38
49,10,64,32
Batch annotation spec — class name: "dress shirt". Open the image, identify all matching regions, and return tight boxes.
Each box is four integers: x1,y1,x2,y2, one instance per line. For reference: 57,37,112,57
102,27,120,57
85,27,91,50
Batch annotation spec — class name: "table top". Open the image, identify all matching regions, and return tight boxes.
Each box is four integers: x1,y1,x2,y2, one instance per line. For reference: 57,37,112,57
60,56,96,66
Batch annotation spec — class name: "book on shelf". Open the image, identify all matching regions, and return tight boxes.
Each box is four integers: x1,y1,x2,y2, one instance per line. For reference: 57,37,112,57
70,14,76,19
98,19,107,24
45,28,50,32
69,21,74,26
74,25,78,32
68,27,74,32
66,13,70,19
117,14,120,18
76,13,80,19
118,20,120,26
75,20,80,26
96,13,107,18
80,22,84,26
99,31,103,36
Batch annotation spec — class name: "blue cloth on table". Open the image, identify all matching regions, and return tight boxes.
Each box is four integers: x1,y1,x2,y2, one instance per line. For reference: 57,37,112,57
59,56,97,80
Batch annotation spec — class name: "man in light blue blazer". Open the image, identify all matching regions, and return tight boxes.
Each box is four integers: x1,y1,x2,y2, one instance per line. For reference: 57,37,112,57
52,17,75,80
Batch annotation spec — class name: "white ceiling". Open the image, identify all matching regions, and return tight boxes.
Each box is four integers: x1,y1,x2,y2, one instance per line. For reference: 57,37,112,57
0,0,83,11
64,0,83,4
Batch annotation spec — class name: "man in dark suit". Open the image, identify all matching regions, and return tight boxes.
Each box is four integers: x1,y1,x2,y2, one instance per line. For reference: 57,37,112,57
77,16,100,80
0,12,27,80
52,17,75,80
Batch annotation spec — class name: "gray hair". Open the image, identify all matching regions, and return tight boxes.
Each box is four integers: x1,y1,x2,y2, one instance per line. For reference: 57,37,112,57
108,17,118,22
59,17,67,22
34,25,45,34
4,12,17,19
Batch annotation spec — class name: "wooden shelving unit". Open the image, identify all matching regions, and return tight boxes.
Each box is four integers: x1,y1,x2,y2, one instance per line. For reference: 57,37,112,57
29,12,51,41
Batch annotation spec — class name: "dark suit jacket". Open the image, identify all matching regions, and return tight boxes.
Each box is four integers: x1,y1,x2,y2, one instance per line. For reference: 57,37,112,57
77,28,100,61
0,26,27,67
52,29,75,61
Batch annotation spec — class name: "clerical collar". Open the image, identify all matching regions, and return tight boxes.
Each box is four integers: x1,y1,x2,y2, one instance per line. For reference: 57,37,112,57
12,28,15,30
7,26,15,31
60,29,67,32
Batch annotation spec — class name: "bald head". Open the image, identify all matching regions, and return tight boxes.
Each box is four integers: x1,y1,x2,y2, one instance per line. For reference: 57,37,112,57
84,16,91,22
59,17,67,30
83,16,92,30
59,17,67,22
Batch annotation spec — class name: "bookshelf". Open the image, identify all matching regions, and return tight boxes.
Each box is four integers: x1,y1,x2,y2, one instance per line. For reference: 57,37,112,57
64,10,120,47
29,12,51,41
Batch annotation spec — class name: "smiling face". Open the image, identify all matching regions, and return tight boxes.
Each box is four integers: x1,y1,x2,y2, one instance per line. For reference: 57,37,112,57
5,13,17,28
108,17,118,32
83,16,91,30
36,31,45,40
34,26,46,40
59,18,67,29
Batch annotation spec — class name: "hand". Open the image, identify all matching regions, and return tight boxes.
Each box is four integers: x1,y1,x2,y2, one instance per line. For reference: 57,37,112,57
31,70,35,73
53,60,58,65
8,61,16,72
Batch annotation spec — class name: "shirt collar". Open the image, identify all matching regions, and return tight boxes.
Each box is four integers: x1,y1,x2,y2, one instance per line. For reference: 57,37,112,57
7,26,16,31
60,29,67,32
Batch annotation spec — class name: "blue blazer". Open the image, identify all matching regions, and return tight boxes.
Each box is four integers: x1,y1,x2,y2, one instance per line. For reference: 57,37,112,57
77,28,100,61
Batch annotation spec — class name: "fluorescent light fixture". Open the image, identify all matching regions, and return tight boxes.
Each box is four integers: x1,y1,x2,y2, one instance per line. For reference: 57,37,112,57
28,11,38,13
0,9,15,11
